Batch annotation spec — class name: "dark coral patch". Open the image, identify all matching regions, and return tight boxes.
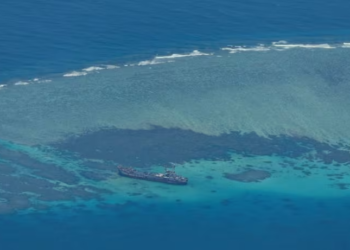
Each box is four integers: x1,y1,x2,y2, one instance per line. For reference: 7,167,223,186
224,169,271,182
52,127,350,167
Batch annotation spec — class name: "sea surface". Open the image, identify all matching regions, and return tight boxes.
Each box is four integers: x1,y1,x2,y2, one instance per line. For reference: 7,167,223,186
1,0,350,249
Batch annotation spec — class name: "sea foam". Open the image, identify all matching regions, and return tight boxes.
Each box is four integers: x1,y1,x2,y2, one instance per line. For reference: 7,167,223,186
63,71,88,77
272,41,335,49
154,50,210,59
221,45,270,53
83,66,104,72
138,50,211,66
61,65,120,78
221,41,339,55
138,60,164,66
14,81,30,86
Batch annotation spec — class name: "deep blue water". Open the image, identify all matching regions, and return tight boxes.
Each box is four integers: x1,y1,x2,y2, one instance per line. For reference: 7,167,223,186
1,0,350,249
1,193,350,250
1,0,350,82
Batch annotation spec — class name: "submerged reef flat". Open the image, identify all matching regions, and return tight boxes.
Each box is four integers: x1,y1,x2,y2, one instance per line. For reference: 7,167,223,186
224,169,271,182
1,48,350,147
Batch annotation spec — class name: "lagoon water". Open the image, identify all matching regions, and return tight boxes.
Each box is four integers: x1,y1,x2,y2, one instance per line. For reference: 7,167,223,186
1,0,350,249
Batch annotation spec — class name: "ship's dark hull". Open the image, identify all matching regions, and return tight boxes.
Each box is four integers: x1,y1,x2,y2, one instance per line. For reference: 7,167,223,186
118,166,188,185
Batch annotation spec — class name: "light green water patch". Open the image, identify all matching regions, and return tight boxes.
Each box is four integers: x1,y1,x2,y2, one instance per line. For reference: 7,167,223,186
0,48,350,147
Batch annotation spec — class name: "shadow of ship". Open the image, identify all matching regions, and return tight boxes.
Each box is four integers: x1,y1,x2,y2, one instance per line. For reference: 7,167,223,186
117,166,188,185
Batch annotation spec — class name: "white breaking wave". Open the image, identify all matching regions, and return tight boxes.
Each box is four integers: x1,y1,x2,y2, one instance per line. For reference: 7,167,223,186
272,41,335,49
83,66,104,72
138,60,164,66
155,50,211,60
222,45,270,53
5,78,53,87
221,41,340,54
63,71,88,77
8,43,348,85
14,81,30,86
0,84,6,89
137,50,211,66
62,65,119,77
62,51,209,77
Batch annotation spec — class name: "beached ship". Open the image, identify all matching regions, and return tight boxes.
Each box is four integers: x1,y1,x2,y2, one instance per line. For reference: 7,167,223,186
117,166,188,185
